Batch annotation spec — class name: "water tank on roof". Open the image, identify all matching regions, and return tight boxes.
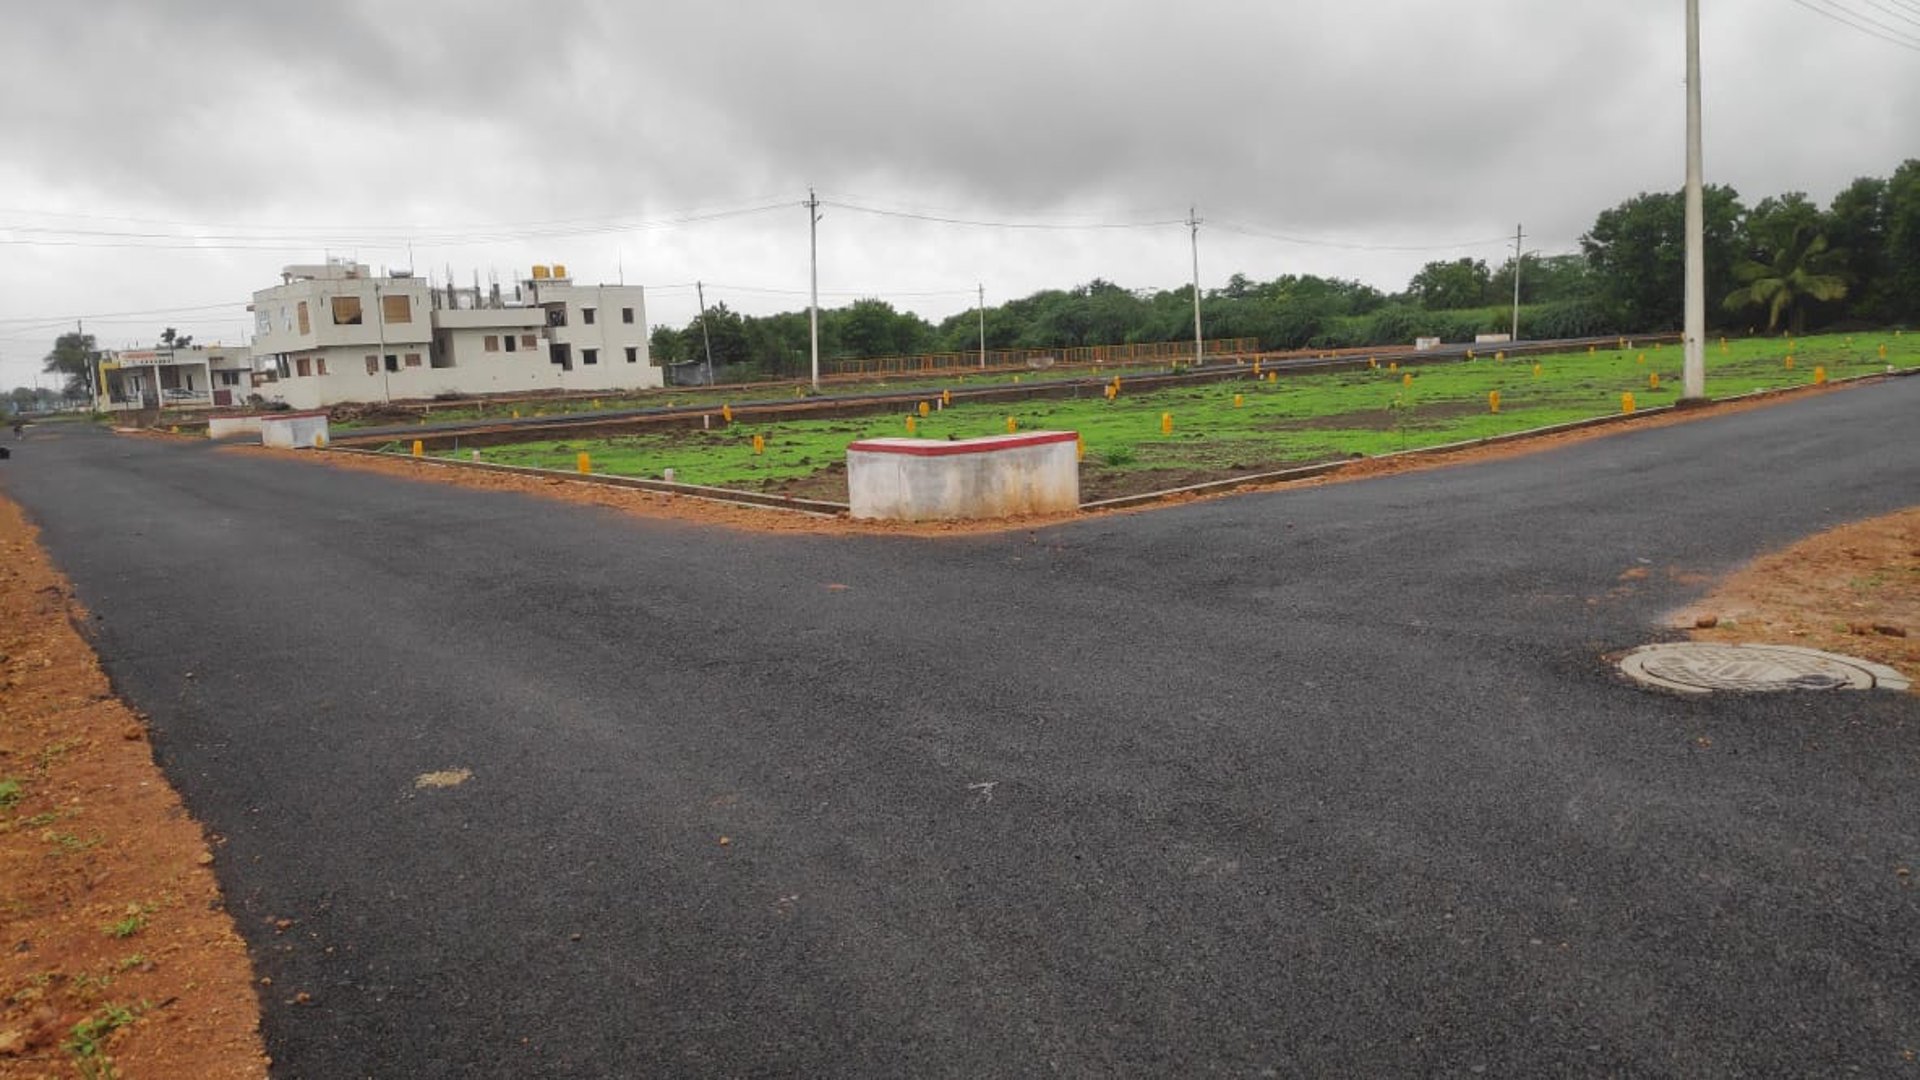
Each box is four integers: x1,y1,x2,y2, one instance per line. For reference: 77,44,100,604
532,265,551,280
553,264,568,280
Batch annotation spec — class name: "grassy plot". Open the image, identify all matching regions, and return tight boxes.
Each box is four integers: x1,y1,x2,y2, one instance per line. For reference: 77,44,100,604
335,361,1175,429
437,332,1920,502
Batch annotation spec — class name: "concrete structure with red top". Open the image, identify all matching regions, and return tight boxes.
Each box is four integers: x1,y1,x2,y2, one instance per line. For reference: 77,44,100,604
846,430,1079,521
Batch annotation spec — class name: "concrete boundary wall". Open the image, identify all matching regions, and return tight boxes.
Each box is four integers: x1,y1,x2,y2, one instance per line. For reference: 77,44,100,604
848,431,1080,521
206,415,266,440
260,412,330,449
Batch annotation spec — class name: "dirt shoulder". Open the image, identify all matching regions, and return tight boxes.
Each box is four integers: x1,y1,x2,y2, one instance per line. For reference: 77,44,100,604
0,492,267,1078
1677,505,1919,683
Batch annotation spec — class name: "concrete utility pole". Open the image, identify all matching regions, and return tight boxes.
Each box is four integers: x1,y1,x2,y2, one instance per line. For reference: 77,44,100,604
375,282,391,404
1511,224,1525,342
807,188,821,392
696,280,716,387
977,283,987,370
1188,205,1204,368
1682,0,1707,401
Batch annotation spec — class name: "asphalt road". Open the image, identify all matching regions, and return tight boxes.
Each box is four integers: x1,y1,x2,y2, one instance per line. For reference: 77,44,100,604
4,381,1918,1078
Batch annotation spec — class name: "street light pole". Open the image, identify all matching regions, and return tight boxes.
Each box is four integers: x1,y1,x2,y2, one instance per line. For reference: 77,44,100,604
696,280,716,387
1188,205,1204,368
1511,224,1525,343
1682,0,1707,401
977,283,987,370
807,188,821,393
376,282,391,404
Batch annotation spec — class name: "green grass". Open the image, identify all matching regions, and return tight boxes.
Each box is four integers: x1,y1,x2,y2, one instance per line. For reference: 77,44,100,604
430,332,1920,494
65,1001,141,1080
0,778,21,810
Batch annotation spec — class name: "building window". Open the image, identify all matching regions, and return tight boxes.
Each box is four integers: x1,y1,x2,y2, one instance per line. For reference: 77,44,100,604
504,335,517,353
218,370,242,386
621,307,634,324
521,334,537,348
331,296,363,325
583,307,597,325
484,335,499,352
297,301,311,335
625,346,638,363
366,355,379,375
381,294,412,324
384,354,399,373
546,307,567,328
404,353,422,368
583,348,598,365
316,358,329,376
296,357,312,377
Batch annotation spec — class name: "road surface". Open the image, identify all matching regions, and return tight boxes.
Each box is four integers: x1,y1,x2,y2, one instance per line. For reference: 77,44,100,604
4,381,1918,1077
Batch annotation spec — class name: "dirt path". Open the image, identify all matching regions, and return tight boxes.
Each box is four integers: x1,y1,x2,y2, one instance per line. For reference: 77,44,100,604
1678,505,1919,683
0,492,266,1078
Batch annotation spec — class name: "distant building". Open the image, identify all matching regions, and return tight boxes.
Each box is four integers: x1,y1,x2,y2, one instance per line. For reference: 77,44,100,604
247,259,654,410
98,344,255,412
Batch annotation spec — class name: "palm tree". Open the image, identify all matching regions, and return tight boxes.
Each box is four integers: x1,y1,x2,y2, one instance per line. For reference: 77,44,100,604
1723,225,1849,336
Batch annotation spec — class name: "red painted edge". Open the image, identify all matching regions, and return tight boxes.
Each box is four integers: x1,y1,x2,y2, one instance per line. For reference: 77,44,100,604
847,430,1078,457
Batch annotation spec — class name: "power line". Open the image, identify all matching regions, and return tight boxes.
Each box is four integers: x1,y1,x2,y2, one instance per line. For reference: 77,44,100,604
0,301,248,327
820,198,1184,231
0,201,796,252
1209,218,1516,252
1785,0,1920,50
1852,0,1920,29
0,194,796,239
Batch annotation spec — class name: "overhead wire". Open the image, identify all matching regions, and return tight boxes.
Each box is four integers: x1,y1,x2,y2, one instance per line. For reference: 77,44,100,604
1785,0,1920,50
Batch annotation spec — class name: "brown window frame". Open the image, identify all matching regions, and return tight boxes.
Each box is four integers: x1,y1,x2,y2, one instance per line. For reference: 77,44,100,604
330,296,363,325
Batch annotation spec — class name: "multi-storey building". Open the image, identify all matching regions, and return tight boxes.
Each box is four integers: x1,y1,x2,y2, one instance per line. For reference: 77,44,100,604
248,260,654,411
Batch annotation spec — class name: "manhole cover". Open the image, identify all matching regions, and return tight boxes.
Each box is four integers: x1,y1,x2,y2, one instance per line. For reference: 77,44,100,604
1618,643,1910,695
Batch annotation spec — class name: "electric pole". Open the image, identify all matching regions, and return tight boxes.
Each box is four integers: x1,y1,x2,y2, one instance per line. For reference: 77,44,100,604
807,188,821,392
977,283,987,370
1682,0,1707,401
696,280,716,387
1188,205,1203,368
1511,224,1525,343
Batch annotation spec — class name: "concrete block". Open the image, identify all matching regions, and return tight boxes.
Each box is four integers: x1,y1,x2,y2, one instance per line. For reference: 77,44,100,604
848,431,1079,521
206,415,266,439
259,411,330,449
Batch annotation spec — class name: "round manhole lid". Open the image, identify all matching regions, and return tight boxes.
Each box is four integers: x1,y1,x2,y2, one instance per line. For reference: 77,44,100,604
1618,643,1910,695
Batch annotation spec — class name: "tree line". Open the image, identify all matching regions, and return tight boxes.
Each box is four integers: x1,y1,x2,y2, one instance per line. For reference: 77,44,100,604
649,158,1919,377
21,159,1917,400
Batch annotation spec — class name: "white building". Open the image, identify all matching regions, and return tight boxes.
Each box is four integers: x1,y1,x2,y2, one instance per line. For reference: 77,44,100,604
248,260,655,411
98,344,256,412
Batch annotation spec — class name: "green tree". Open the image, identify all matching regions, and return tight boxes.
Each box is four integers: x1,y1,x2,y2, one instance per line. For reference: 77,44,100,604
1489,254,1595,307
1886,158,1920,322
1827,175,1889,321
1722,224,1848,335
1581,185,1745,331
158,327,194,349
648,324,686,363
41,331,97,398
684,302,749,367
1406,258,1492,310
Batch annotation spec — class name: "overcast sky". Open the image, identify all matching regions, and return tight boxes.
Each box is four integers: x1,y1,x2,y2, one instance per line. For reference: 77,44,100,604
2,0,1916,386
